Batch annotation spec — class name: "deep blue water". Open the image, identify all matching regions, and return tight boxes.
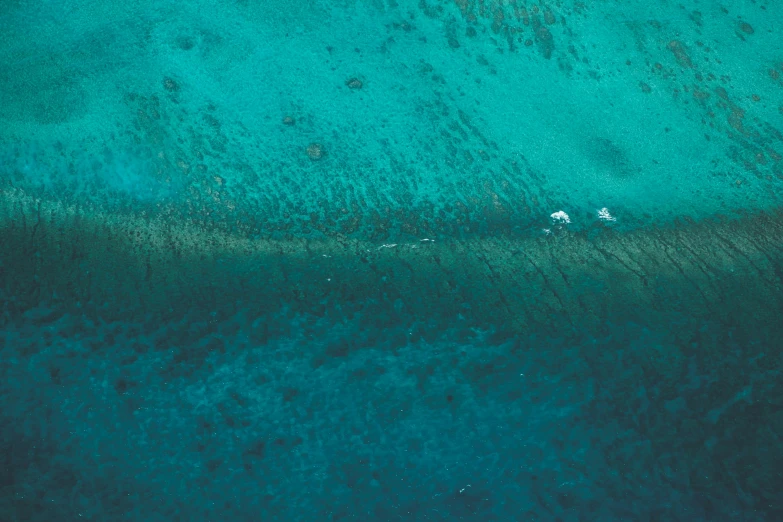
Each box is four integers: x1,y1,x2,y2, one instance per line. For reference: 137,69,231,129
1,0,783,520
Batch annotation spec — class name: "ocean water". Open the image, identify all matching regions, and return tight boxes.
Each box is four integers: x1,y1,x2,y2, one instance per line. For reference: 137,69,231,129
1,0,783,520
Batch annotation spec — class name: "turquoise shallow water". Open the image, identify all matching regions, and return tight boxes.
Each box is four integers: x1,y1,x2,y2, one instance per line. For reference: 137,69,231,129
1,0,783,520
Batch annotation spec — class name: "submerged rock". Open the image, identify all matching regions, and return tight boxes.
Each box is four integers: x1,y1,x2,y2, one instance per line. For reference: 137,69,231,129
345,77,363,89
306,142,325,160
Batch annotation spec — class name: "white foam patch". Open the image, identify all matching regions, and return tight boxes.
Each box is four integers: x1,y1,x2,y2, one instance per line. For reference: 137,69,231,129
550,211,571,224
598,208,616,222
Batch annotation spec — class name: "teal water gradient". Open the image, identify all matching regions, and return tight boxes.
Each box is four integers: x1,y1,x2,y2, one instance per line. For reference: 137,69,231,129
1,0,783,520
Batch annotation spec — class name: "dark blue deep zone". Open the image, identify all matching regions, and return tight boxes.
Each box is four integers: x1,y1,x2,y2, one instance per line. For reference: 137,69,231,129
1,198,783,521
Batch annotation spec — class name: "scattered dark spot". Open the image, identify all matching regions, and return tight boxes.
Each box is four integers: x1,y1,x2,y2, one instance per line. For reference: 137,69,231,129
543,8,556,25
392,21,413,32
206,459,222,472
244,441,266,459
727,106,746,133
448,37,461,49
49,366,61,384
466,27,477,38
738,22,754,34
585,137,635,178
640,82,652,93
667,40,693,68
203,113,221,129
535,27,554,59
229,390,248,407
175,36,195,51
325,342,349,357
163,77,180,92
198,419,213,434
693,88,709,100
281,387,299,402
114,378,131,394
